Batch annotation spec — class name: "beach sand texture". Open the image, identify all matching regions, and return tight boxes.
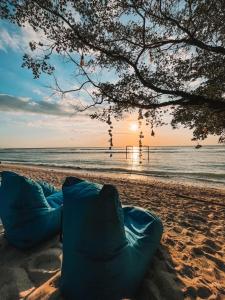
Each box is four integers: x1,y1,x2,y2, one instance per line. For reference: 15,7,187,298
0,164,224,300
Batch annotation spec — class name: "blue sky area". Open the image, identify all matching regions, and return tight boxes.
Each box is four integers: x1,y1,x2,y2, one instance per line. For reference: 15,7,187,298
0,20,218,148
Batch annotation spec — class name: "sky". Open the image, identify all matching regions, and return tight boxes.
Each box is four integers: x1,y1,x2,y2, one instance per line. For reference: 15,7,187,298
0,20,218,148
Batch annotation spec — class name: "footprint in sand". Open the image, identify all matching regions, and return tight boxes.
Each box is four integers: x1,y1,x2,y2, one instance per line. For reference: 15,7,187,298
166,213,174,222
203,239,221,251
176,241,186,251
184,286,197,298
191,246,204,256
203,253,225,272
179,264,194,279
201,245,216,255
164,237,176,247
196,285,212,299
186,213,206,223
179,221,192,228
26,248,62,285
173,226,183,234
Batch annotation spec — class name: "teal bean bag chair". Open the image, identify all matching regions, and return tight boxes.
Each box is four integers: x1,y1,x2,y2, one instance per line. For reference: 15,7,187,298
0,171,63,249
60,177,163,300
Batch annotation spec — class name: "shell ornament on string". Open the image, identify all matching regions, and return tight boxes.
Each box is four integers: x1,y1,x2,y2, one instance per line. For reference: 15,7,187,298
80,53,84,67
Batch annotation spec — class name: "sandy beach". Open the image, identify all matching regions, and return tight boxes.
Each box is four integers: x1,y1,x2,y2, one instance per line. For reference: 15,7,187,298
0,163,225,300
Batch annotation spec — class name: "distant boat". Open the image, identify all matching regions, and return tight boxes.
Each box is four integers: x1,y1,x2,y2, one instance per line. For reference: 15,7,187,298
195,144,202,149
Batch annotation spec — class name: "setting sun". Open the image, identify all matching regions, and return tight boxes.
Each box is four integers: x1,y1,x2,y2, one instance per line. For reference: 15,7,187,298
129,123,138,132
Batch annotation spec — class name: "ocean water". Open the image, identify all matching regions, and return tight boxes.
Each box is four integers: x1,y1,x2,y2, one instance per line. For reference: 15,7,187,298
0,146,225,188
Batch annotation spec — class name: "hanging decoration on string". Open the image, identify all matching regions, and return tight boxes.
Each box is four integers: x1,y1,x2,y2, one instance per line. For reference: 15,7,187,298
138,109,144,164
195,141,202,149
193,127,207,149
148,50,151,64
80,52,85,67
151,129,155,136
106,107,113,157
145,110,157,138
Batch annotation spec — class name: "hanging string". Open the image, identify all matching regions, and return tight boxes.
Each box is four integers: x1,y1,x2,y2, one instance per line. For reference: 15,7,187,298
145,110,155,137
106,109,113,157
138,109,144,164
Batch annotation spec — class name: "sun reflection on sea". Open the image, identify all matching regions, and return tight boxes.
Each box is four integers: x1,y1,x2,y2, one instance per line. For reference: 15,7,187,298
128,147,141,167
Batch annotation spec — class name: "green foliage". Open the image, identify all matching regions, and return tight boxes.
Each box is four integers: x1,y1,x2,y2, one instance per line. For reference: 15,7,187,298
1,0,225,141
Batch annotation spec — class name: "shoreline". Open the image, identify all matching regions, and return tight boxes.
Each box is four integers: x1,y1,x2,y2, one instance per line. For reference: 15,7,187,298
1,162,225,193
0,163,224,299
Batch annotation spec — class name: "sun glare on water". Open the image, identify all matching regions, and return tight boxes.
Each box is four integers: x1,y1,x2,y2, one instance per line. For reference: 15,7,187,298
129,123,138,132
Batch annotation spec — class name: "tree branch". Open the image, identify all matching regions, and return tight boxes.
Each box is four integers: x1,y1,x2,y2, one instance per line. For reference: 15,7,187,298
30,0,225,111
158,0,225,55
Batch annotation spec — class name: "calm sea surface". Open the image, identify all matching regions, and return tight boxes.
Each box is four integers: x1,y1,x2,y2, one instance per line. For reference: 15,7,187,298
0,146,225,188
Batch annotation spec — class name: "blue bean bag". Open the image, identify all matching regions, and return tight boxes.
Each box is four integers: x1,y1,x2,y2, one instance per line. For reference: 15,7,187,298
0,171,63,249
60,177,163,300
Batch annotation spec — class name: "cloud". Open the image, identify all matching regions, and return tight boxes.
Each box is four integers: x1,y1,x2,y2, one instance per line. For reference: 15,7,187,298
0,24,44,53
25,115,104,133
0,96,103,137
0,94,76,116
0,28,20,52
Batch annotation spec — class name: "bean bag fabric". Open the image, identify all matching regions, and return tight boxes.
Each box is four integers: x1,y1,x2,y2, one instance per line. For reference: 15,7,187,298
37,180,59,197
0,171,63,249
46,191,64,208
60,177,163,300
37,180,63,208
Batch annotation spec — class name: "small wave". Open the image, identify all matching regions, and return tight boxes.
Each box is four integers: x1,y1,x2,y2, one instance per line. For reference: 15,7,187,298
2,160,225,186
0,145,224,156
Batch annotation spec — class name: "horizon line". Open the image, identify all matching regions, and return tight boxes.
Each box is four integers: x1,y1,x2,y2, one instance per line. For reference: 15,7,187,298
0,144,222,150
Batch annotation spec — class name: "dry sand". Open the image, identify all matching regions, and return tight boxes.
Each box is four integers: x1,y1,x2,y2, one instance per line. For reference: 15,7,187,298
0,163,225,300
